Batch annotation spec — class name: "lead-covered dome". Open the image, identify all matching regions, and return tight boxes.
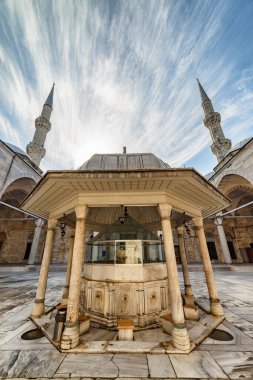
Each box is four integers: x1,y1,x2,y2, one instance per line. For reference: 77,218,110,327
79,153,170,171
226,137,252,156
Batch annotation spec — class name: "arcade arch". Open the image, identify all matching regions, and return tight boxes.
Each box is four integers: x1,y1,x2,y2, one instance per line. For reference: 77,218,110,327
216,174,253,262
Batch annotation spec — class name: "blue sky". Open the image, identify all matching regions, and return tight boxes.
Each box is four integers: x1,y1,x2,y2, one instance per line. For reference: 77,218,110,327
0,0,253,174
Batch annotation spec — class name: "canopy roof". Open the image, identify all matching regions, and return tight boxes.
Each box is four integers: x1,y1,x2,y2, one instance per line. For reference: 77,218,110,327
21,167,230,230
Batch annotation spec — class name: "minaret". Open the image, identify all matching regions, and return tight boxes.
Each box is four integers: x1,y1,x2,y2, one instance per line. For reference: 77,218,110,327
197,79,231,162
26,84,54,166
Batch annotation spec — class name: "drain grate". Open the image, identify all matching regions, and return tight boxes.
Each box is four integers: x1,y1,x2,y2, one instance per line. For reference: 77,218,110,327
208,329,233,341
21,328,44,340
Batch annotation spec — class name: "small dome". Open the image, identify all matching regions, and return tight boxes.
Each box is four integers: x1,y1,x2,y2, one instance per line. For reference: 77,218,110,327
227,137,252,155
79,153,170,171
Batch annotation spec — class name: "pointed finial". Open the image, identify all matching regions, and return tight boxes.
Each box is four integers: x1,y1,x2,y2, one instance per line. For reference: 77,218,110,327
44,83,55,108
197,78,210,102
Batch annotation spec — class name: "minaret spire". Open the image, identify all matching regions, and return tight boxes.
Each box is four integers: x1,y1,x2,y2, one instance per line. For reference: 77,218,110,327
44,82,54,107
26,84,54,166
197,79,231,162
197,78,210,103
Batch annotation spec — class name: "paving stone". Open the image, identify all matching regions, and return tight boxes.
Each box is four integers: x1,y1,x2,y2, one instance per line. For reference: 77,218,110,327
55,354,118,378
19,350,66,378
170,351,228,378
113,354,149,377
147,354,176,378
210,351,253,379
0,350,39,377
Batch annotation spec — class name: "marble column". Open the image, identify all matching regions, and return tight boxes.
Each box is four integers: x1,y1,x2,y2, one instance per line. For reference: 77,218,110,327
31,218,57,317
214,213,232,264
61,205,87,350
27,218,44,265
158,203,190,351
177,226,193,298
193,216,224,316
62,230,75,304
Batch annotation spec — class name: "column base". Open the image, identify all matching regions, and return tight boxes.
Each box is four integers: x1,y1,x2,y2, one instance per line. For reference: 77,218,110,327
210,298,224,316
31,299,45,317
60,321,80,350
172,324,191,351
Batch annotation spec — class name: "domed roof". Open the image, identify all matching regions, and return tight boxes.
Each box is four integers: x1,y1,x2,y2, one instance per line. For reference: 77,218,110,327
227,137,252,155
5,142,27,156
79,153,170,171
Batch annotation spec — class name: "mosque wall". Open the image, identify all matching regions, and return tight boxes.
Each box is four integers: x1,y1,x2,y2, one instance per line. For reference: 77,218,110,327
211,140,253,187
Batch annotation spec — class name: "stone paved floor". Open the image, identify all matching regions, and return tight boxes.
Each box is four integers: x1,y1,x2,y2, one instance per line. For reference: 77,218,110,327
0,269,252,379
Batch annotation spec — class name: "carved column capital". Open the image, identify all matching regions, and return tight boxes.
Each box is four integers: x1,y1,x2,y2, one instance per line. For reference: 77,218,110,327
177,226,184,236
158,203,172,220
35,218,44,228
75,205,88,220
192,216,203,229
47,218,58,230
213,212,223,226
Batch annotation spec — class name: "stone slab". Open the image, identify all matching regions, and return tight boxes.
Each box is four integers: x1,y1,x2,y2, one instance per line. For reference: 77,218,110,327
19,350,65,378
147,354,176,378
106,341,165,354
188,314,224,345
56,353,118,378
0,350,39,377
2,323,55,350
0,320,34,346
170,351,228,378
210,351,253,379
113,354,149,377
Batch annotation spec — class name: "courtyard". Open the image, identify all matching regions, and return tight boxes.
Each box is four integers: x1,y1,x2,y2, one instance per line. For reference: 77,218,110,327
0,267,252,379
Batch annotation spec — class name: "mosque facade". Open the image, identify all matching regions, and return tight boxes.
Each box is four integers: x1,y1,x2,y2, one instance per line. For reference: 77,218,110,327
0,82,252,266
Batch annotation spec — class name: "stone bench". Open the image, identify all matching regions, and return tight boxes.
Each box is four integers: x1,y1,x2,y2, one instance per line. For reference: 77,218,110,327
117,319,134,341
183,304,199,321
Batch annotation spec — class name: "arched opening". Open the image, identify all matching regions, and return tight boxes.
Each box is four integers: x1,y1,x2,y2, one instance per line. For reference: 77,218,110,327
205,231,218,260
218,174,253,264
218,174,253,198
0,177,37,263
0,231,6,255
24,233,34,261
1,177,36,206
225,231,237,260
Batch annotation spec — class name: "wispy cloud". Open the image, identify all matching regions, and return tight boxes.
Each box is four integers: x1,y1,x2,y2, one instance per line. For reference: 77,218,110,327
0,0,253,174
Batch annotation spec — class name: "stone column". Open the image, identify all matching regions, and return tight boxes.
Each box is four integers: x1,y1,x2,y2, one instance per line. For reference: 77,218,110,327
214,213,232,264
27,218,44,265
62,230,75,304
193,216,224,316
158,203,190,351
177,226,193,298
61,205,87,350
31,218,57,317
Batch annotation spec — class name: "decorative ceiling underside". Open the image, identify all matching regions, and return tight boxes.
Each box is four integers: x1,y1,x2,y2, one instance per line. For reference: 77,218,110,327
59,206,192,232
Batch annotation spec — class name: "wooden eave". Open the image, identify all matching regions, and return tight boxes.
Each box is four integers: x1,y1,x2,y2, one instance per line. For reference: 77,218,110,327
21,168,230,220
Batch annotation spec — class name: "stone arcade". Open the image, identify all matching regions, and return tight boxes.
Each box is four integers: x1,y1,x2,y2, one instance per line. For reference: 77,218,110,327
22,152,230,353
